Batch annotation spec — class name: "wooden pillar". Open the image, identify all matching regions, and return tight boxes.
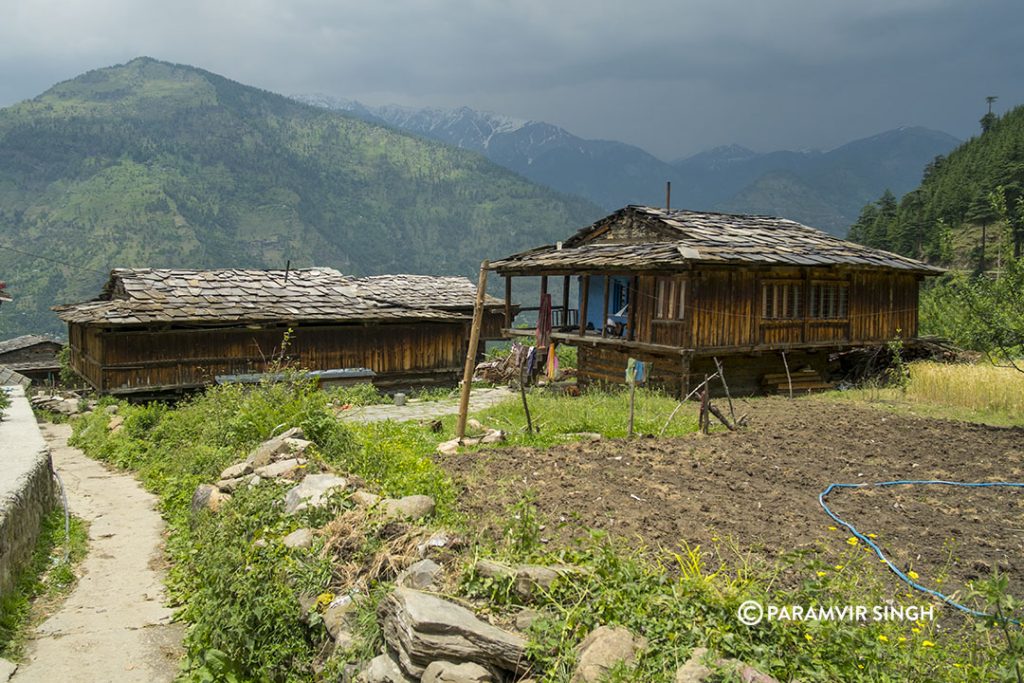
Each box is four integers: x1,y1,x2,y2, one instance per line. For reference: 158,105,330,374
627,276,639,341
561,275,570,328
578,275,590,337
601,275,610,338
540,275,548,298
504,275,512,330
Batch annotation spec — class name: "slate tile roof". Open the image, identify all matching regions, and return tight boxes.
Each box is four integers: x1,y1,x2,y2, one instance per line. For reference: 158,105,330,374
0,335,63,356
54,268,492,326
490,206,943,274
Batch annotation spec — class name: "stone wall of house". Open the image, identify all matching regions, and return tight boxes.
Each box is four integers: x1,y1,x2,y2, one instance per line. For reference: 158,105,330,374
0,386,55,597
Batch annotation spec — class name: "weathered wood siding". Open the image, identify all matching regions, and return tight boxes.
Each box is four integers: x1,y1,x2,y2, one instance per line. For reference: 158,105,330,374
70,321,467,394
629,267,919,352
849,272,919,341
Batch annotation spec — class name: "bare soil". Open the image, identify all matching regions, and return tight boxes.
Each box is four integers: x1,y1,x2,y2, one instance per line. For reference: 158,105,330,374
435,396,1024,595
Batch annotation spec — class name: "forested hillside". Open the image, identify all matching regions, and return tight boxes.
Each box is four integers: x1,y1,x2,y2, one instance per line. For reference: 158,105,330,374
0,58,600,337
848,106,1024,266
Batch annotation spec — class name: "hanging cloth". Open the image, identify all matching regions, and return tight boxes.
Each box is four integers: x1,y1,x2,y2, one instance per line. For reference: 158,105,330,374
536,293,552,348
625,357,638,385
546,342,559,380
525,345,537,377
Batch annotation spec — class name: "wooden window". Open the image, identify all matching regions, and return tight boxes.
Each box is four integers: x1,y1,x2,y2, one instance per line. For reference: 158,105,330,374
809,282,849,319
655,277,686,320
761,282,802,320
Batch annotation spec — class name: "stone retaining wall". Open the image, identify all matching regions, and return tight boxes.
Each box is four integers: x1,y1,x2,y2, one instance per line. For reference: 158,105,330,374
0,386,55,597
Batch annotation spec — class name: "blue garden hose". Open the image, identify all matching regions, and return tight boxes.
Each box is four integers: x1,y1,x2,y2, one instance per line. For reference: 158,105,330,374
818,480,1024,623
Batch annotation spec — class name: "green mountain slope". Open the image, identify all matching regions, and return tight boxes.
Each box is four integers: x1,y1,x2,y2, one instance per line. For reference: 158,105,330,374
848,106,1024,265
0,58,601,336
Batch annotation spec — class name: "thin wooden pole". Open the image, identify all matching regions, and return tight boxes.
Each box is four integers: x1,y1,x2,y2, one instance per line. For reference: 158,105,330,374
456,260,489,440
578,275,590,336
781,351,793,399
540,275,548,298
700,374,710,434
601,276,610,338
628,381,636,438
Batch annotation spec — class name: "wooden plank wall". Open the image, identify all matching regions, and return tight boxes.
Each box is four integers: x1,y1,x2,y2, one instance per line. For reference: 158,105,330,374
690,351,831,396
849,272,919,341
630,267,920,351
79,321,467,394
577,344,688,395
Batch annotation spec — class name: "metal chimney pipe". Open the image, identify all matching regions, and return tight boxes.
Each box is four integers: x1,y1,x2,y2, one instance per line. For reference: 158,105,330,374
666,181,671,212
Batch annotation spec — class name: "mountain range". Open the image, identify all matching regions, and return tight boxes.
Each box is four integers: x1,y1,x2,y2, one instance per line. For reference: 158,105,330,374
301,96,960,235
0,58,600,337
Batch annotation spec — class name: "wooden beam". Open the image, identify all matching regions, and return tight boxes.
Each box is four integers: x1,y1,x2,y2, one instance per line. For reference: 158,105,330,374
601,275,610,338
504,275,512,329
561,275,570,328
578,275,590,337
540,275,548,298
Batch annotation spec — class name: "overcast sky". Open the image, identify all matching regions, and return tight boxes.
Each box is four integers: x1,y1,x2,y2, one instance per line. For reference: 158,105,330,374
1,0,1021,159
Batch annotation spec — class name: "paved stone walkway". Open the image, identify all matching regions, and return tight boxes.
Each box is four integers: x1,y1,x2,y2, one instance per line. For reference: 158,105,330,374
12,424,183,683
336,386,515,423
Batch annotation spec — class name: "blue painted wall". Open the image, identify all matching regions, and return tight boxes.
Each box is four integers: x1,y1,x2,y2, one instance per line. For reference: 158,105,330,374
580,275,630,331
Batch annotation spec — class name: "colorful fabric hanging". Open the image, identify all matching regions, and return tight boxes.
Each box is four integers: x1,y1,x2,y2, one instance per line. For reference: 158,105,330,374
546,342,559,380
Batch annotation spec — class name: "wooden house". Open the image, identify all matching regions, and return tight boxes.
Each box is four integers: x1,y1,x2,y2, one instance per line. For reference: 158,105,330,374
490,205,942,395
55,268,504,396
0,335,63,383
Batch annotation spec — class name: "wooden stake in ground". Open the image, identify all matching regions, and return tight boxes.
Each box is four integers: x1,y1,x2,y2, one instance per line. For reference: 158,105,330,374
699,374,710,434
456,260,489,441
625,358,639,437
781,351,793,399
712,356,736,425
658,371,719,436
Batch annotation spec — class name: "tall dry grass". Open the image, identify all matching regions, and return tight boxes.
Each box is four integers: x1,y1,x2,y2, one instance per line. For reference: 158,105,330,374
904,361,1024,415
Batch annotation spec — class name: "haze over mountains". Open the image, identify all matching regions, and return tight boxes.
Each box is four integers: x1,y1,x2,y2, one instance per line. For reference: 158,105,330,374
0,58,600,337
301,96,960,235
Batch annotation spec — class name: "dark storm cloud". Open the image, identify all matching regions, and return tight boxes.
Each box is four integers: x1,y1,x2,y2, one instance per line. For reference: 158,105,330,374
1,0,1021,158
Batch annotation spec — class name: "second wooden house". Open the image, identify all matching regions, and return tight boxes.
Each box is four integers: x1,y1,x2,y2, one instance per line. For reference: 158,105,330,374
491,205,942,394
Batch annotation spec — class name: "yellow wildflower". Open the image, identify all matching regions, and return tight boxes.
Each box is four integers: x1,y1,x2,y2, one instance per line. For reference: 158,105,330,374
912,627,920,634
816,571,827,578
828,525,838,531
834,564,844,571
922,640,935,648
898,636,907,644
908,570,920,580
878,635,889,643
805,633,813,643
846,537,859,546
867,533,877,539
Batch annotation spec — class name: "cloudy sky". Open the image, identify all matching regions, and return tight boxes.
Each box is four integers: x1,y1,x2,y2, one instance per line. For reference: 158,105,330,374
1,0,1021,159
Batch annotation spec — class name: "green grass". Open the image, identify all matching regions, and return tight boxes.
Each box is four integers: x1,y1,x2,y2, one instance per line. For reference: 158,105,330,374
0,510,89,660
448,386,701,449
463,506,1019,682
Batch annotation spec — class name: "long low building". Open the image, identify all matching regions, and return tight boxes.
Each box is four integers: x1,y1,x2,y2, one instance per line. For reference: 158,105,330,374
55,268,504,396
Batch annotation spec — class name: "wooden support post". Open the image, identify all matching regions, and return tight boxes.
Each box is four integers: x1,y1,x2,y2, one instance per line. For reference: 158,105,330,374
699,374,710,434
519,355,534,434
561,275,571,328
504,275,512,330
540,275,548,298
627,276,639,341
601,275,610,338
456,260,489,440
578,275,590,336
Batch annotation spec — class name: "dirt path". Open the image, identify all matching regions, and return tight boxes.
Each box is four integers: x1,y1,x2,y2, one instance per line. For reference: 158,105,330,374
12,423,183,683
337,386,515,423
